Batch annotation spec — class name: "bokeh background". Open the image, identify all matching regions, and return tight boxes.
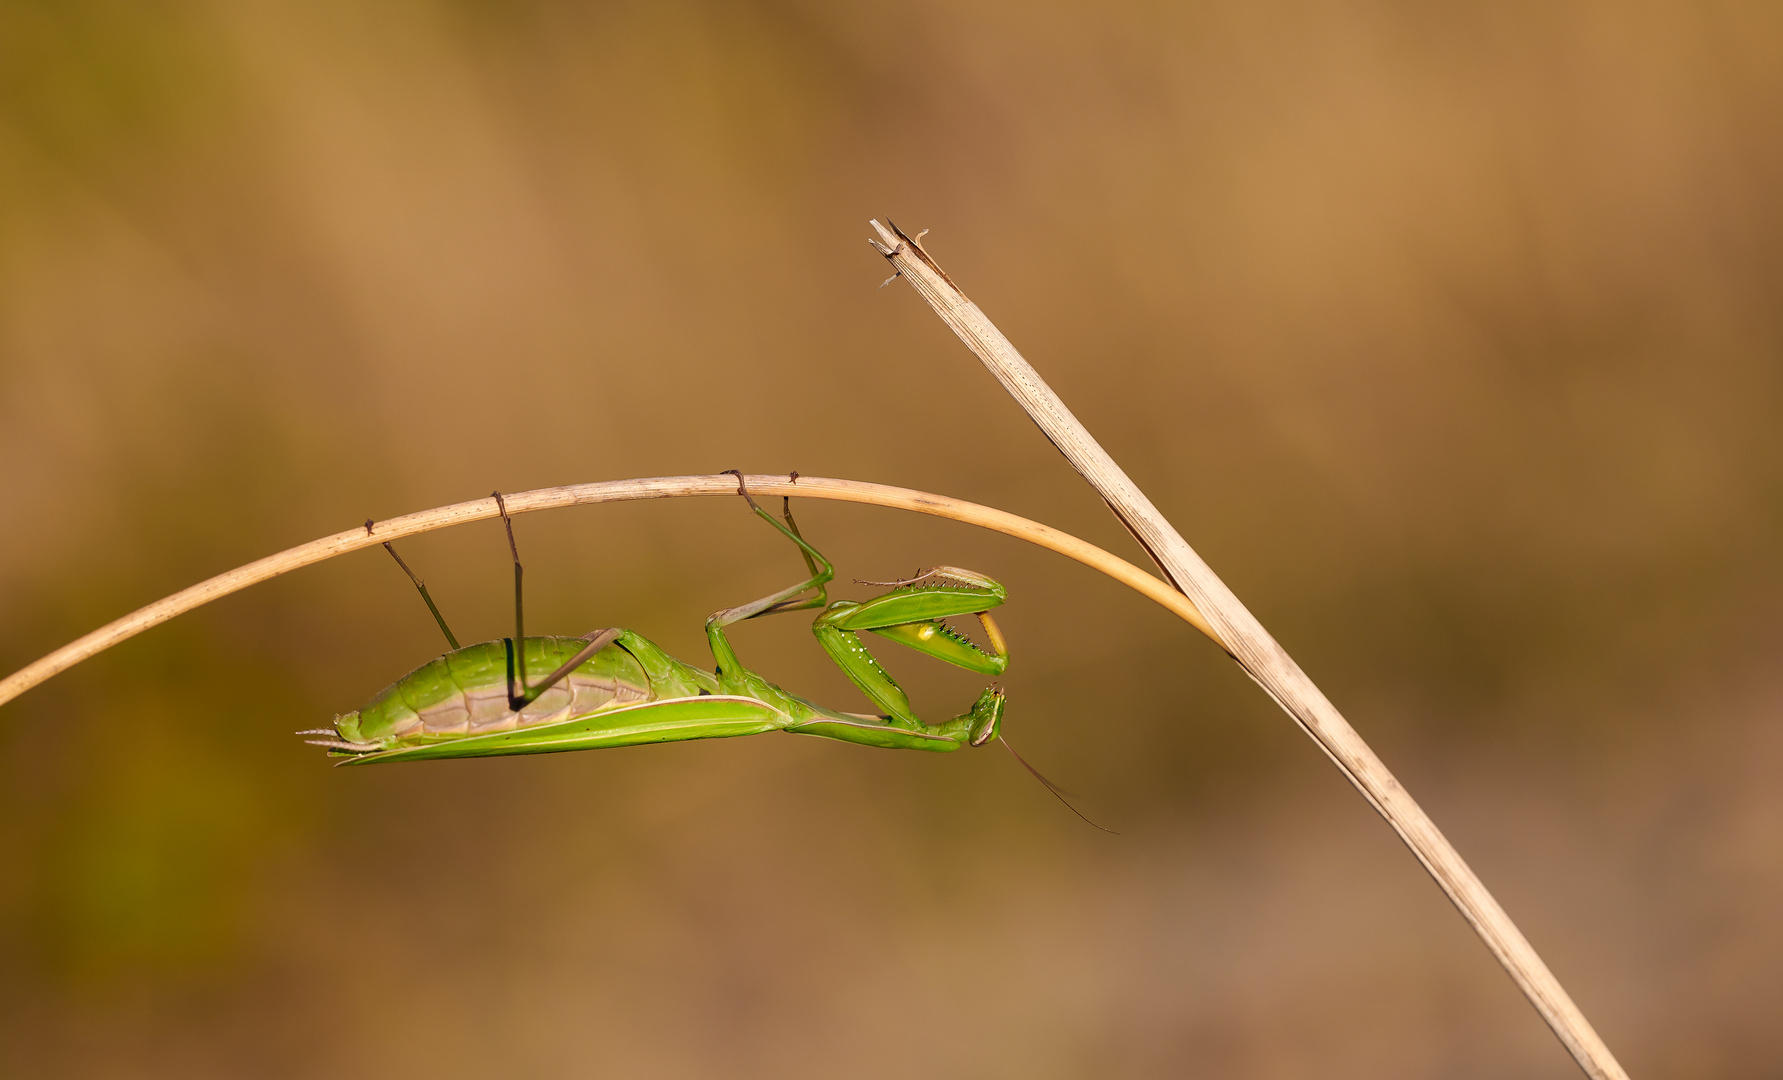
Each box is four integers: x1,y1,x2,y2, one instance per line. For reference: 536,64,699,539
2,1,1780,1076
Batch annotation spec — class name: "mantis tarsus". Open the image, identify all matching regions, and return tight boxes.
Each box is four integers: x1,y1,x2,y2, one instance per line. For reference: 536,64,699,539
303,473,1021,767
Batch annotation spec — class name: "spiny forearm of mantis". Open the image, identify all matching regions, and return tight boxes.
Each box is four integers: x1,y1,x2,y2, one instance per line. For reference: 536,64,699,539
0,474,1215,711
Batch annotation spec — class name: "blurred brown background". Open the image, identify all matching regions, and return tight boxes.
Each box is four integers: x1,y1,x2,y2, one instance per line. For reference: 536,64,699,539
2,1,1780,1076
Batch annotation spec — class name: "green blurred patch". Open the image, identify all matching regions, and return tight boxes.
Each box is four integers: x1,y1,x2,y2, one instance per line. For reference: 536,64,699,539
36,694,269,976
0,381,354,985
0,0,234,179
2,613,313,985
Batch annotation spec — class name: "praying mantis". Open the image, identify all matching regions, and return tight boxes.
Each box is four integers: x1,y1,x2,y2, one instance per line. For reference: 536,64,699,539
301,473,1014,765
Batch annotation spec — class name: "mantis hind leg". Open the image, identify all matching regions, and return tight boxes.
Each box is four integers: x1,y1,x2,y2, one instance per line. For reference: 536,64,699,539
505,628,624,710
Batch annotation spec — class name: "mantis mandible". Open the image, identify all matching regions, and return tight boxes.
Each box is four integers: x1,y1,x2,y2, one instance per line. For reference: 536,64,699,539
302,473,1015,765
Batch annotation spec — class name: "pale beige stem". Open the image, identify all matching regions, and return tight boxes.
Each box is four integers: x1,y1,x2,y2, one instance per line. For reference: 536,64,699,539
870,219,1628,1080
0,474,1210,710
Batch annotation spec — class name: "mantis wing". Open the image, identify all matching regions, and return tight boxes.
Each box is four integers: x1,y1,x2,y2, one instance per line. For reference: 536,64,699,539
336,696,786,765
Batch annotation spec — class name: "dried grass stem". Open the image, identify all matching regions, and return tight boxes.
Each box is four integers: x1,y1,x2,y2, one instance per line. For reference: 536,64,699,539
0,474,1209,709
870,219,1627,1080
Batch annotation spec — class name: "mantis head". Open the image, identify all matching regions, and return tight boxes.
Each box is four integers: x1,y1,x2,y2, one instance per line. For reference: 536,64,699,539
965,685,1006,747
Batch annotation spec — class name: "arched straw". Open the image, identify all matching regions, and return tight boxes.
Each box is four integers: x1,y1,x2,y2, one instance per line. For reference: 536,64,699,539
0,474,1212,710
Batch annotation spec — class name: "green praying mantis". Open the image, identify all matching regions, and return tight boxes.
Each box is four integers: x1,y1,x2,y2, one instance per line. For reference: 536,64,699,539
303,473,1023,766
303,473,1107,827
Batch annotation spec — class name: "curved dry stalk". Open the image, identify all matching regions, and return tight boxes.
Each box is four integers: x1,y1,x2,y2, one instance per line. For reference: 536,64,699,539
0,474,1212,710
870,219,1628,1080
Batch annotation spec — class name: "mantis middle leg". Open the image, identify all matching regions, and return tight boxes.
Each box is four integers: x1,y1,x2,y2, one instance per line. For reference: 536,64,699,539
491,491,621,710
704,472,835,701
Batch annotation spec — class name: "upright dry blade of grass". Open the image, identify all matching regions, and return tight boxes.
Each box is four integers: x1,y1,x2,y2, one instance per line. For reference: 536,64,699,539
870,220,1629,1080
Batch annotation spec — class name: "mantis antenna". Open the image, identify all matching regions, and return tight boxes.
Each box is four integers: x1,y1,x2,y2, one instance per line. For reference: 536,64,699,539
999,736,1118,834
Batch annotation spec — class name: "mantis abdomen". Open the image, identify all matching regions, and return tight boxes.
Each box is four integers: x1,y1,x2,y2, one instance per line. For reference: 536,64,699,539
318,634,718,755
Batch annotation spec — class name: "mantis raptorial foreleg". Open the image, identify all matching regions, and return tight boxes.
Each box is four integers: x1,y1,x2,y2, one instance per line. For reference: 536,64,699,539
810,568,1007,727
